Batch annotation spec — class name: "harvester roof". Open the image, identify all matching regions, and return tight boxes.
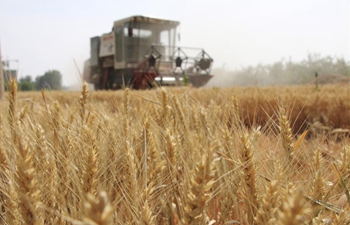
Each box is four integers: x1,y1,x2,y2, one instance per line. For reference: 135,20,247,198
114,15,180,26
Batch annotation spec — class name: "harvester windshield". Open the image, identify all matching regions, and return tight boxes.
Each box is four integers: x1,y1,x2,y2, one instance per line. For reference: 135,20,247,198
121,21,178,63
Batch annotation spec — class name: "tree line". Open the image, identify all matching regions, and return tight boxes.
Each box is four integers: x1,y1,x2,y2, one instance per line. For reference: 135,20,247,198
16,70,62,91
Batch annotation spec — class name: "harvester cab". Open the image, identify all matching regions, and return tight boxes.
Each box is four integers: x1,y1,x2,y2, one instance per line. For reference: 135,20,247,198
83,15,214,90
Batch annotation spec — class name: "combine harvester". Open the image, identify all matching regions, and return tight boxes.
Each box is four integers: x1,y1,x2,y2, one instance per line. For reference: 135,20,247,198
83,15,214,90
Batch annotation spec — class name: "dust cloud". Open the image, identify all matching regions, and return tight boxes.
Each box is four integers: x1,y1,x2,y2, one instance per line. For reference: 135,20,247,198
205,54,350,87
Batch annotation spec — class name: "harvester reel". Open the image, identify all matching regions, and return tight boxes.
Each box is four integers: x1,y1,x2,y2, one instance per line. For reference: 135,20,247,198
172,47,188,75
148,54,157,68
143,46,162,72
198,58,211,71
195,50,213,74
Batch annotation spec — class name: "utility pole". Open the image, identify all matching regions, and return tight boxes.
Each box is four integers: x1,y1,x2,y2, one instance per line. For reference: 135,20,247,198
0,40,4,100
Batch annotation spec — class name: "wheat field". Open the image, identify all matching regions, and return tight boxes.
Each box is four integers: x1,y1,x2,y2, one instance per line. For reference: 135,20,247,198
0,80,349,224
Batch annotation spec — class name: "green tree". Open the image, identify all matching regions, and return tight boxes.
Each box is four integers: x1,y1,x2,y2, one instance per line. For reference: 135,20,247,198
18,75,35,91
35,70,62,90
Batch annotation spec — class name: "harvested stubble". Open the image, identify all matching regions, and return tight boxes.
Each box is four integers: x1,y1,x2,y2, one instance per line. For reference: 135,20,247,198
0,80,349,225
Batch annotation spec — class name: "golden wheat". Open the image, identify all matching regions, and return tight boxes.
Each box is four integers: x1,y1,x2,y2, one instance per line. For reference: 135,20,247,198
0,83,348,224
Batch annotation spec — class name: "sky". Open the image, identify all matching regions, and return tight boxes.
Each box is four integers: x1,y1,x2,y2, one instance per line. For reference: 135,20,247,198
0,0,349,87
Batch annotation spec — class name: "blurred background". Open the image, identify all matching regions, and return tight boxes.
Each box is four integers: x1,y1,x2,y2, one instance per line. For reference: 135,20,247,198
0,0,348,89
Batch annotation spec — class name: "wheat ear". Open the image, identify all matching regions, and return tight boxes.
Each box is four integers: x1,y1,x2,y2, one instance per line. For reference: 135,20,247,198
310,148,326,201
7,78,18,144
15,141,44,224
277,186,312,225
254,161,283,224
184,146,216,224
80,81,89,123
82,126,98,195
83,191,114,225
238,132,258,224
278,106,296,177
